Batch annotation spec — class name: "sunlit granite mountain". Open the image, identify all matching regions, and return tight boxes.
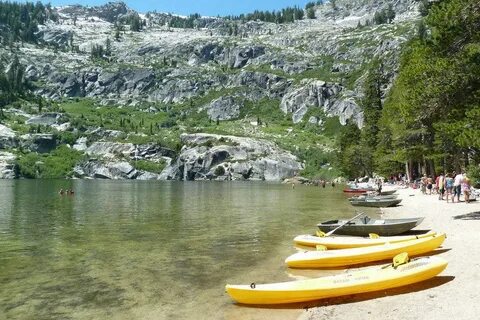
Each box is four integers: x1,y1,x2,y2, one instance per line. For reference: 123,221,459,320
0,0,421,180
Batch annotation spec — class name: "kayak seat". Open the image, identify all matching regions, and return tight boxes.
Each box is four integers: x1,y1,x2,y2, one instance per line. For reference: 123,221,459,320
363,216,371,224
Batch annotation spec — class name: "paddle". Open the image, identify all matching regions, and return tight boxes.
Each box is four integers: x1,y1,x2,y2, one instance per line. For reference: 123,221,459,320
324,212,365,237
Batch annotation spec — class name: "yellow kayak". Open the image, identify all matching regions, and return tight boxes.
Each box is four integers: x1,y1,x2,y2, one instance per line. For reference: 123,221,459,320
226,255,448,305
286,233,445,268
294,231,437,249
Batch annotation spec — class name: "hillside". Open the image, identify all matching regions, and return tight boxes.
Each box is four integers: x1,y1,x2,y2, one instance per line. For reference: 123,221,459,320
0,0,421,180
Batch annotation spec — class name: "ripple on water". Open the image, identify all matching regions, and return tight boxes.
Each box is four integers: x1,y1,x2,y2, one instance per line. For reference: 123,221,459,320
0,180,375,319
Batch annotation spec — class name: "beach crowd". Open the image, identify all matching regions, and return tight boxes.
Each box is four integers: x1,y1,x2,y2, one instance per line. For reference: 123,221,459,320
419,171,475,203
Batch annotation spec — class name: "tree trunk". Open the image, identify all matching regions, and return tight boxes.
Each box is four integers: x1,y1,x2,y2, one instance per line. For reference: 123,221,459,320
427,159,436,177
405,161,410,182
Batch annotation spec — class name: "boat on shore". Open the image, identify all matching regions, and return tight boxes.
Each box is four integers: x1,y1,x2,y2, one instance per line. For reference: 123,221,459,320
226,255,448,304
343,188,374,193
377,190,397,195
285,233,445,268
350,198,402,207
317,216,424,236
294,231,436,249
348,194,398,201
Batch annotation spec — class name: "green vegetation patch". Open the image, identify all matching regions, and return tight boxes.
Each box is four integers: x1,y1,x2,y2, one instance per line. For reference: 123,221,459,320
15,145,85,179
130,159,166,174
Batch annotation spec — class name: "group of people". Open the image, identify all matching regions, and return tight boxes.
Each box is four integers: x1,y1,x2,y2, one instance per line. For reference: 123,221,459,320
420,171,473,203
58,189,74,196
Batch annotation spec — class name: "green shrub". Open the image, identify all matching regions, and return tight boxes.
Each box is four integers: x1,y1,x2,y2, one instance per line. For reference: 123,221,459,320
15,146,84,179
57,131,79,145
467,164,480,188
214,166,225,176
130,160,166,174
16,152,41,178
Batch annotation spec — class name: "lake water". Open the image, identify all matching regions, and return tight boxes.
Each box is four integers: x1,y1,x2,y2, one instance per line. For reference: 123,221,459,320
0,180,379,320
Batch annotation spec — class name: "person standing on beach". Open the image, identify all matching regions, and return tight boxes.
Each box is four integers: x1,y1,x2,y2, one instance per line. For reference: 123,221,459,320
437,173,445,200
445,173,454,202
427,176,434,195
462,175,472,203
420,174,427,194
453,171,464,203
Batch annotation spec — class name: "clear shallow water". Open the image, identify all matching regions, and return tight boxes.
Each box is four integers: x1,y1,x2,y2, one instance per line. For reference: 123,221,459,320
0,180,379,320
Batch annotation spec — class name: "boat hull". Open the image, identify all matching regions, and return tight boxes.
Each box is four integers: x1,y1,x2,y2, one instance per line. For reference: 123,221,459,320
294,231,437,249
285,233,445,268
379,190,397,195
350,199,402,207
349,195,398,201
317,217,424,236
343,188,373,193
226,256,448,304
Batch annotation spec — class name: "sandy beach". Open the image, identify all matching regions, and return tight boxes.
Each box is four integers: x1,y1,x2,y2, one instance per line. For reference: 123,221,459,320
299,187,480,320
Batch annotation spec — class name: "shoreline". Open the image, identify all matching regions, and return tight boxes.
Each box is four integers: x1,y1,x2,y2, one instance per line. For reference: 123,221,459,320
298,187,480,320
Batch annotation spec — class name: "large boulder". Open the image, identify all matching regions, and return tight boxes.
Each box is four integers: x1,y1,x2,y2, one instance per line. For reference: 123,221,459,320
0,152,16,179
90,1,129,23
204,96,242,121
35,27,73,49
230,46,266,69
74,160,138,180
280,79,362,126
188,43,224,66
73,137,88,152
62,74,84,97
0,124,18,149
86,142,136,158
26,113,63,126
160,133,303,181
134,144,176,160
88,69,155,97
20,134,57,153
188,44,265,68
25,65,39,81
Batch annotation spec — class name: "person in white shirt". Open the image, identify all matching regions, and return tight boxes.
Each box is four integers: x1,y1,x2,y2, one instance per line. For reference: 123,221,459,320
453,171,464,203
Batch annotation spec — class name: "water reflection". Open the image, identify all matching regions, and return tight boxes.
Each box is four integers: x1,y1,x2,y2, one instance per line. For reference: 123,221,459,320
0,180,378,320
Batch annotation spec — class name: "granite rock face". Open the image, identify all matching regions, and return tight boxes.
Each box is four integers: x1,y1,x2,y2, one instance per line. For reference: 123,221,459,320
0,152,16,179
20,134,57,154
0,125,18,149
204,96,243,121
280,80,362,125
160,133,303,181
9,0,418,125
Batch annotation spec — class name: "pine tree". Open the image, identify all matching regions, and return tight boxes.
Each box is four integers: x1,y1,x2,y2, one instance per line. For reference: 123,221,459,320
105,37,112,56
307,8,316,19
385,5,396,23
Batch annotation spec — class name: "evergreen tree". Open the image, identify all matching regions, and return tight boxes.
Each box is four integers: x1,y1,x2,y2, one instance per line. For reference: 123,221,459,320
385,4,396,23
419,0,431,17
417,20,427,42
330,0,337,10
361,61,384,149
0,1,50,44
337,120,372,178
376,0,480,175
105,37,112,56
90,44,105,60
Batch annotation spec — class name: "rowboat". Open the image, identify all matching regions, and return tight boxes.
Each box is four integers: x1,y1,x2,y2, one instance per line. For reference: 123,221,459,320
348,194,398,201
343,188,374,193
350,198,402,207
317,216,424,236
378,190,397,195
294,231,437,249
225,255,447,304
285,233,445,268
